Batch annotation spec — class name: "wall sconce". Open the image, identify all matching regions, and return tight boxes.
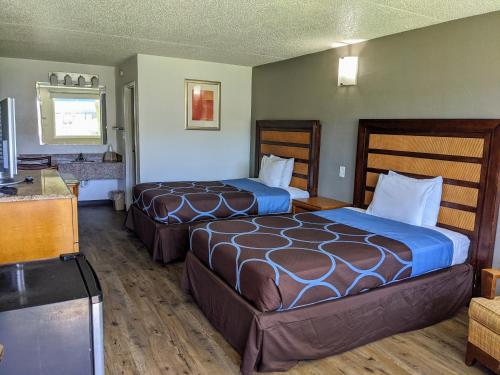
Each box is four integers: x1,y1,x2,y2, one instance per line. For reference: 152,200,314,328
338,56,358,86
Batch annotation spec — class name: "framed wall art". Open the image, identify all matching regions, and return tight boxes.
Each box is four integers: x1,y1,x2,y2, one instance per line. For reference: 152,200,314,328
185,79,221,130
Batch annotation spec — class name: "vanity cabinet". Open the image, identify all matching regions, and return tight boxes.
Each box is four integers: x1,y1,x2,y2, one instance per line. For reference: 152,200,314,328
0,170,79,264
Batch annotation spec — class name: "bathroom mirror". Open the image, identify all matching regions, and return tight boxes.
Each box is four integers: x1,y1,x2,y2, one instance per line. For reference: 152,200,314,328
36,82,107,145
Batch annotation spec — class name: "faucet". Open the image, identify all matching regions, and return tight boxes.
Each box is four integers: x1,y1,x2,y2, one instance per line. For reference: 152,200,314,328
75,153,86,162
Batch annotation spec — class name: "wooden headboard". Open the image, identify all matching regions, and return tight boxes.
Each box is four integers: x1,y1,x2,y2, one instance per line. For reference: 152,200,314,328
255,120,321,196
354,119,500,292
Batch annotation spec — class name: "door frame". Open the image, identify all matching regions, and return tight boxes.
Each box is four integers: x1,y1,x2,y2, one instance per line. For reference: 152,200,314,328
123,81,139,208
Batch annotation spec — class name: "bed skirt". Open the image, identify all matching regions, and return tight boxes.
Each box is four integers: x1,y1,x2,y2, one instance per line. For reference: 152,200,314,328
182,251,473,374
125,205,189,263
125,204,277,264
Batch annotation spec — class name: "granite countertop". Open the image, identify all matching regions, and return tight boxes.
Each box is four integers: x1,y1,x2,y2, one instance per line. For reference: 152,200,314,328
19,153,106,165
57,161,125,181
59,172,79,185
0,170,73,202
18,153,125,181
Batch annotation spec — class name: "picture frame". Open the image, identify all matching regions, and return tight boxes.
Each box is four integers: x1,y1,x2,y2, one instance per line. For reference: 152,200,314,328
185,79,221,130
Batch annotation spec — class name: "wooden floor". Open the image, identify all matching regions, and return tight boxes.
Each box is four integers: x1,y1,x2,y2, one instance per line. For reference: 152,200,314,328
79,206,491,375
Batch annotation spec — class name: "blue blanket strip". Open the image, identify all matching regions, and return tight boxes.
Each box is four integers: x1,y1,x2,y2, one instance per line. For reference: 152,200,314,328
224,178,290,215
313,208,453,276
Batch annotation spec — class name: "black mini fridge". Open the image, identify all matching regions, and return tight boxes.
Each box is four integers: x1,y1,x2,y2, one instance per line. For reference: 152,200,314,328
0,254,104,375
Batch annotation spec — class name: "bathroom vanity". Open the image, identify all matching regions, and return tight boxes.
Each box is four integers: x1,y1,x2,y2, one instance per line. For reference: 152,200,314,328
0,169,79,264
18,153,125,203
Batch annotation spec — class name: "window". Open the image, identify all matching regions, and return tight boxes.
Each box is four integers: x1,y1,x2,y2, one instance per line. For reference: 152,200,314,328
53,98,100,137
36,83,107,145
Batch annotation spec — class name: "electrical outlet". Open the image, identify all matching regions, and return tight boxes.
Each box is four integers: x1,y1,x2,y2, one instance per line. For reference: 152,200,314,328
339,166,346,178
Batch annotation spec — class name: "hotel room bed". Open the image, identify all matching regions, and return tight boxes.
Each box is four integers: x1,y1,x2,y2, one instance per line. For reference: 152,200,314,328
188,208,470,312
183,248,472,374
125,120,321,263
132,178,310,225
182,119,500,373
183,208,473,373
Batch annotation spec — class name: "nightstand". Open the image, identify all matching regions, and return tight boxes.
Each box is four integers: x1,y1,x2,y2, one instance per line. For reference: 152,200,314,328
292,197,351,213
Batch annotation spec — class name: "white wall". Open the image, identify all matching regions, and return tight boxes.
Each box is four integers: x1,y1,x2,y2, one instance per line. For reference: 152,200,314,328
78,180,120,201
0,57,117,154
136,54,252,182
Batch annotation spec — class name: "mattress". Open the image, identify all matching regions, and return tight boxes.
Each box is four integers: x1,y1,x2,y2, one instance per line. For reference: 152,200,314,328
346,207,470,266
189,208,465,312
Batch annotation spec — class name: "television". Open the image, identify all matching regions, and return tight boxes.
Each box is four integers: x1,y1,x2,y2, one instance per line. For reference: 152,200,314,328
0,97,17,182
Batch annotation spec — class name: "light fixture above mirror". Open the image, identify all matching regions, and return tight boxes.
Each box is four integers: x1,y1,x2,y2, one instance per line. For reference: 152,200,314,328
48,72,99,88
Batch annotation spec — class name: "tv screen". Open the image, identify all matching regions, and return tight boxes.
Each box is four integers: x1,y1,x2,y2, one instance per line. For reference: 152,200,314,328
0,98,17,179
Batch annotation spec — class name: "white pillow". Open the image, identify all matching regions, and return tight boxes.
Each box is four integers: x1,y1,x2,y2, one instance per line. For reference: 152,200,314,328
258,155,270,181
258,156,286,188
269,154,294,188
367,173,434,226
388,171,443,226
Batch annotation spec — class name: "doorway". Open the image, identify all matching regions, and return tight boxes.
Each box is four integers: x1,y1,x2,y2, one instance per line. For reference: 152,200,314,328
123,81,139,208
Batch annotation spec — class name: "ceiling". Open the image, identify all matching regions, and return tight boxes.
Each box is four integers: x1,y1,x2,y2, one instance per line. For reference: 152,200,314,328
1,1,499,67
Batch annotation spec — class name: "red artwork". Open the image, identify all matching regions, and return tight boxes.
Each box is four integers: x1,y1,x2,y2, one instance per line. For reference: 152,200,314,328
192,89,214,121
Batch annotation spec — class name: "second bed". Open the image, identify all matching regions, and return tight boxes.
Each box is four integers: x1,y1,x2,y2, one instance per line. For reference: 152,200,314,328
126,120,321,263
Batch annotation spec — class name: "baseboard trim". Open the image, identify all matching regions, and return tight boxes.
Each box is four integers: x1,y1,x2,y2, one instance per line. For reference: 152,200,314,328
78,199,113,207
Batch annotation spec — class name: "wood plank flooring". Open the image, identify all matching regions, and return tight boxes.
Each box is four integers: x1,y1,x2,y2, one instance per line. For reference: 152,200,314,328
79,206,492,374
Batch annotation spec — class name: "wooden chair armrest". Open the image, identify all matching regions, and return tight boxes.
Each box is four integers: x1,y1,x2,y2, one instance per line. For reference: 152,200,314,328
481,268,500,299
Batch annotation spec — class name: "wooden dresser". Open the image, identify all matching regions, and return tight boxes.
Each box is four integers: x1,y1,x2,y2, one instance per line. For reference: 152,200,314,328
0,169,79,264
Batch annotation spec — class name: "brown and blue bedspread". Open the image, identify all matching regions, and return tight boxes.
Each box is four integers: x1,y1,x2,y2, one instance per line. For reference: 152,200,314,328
133,178,290,224
189,208,454,311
